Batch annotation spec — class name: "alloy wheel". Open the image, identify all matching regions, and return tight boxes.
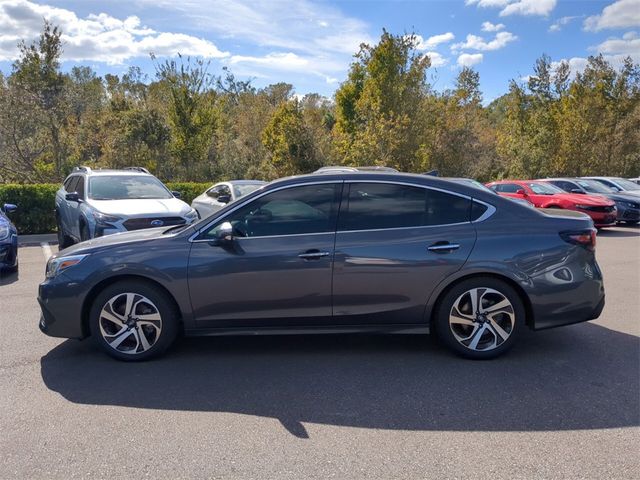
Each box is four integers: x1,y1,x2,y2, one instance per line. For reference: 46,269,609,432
448,287,515,352
98,293,163,355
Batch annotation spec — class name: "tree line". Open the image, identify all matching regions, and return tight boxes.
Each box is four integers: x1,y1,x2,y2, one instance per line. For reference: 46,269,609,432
1,23,638,184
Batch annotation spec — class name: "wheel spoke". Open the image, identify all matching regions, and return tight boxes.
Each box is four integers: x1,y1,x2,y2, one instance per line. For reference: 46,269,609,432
488,319,510,341
100,310,124,327
124,293,136,317
108,328,134,349
467,324,486,350
137,312,161,322
469,288,479,314
136,327,152,351
483,298,512,314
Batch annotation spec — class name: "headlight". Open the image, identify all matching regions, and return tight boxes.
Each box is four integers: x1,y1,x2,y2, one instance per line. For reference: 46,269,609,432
0,224,9,241
45,254,88,279
92,211,121,225
185,209,198,222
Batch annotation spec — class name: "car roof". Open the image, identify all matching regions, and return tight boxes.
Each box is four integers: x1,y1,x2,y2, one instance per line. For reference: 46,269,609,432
224,180,267,185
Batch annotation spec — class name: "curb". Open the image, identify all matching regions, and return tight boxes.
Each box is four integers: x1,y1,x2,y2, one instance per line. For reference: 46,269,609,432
18,234,58,247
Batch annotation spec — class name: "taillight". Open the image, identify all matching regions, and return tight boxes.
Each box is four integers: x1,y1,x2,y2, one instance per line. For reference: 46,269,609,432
560,229,596,251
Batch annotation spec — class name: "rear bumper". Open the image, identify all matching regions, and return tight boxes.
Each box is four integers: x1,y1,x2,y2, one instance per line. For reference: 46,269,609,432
528,257,605,330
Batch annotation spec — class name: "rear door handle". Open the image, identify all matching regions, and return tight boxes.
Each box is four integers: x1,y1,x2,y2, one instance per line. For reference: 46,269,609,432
427,242,460,253
298,250,330,260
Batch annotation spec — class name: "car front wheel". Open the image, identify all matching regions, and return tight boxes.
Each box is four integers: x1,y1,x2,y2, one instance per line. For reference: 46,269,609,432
89,281,179,361
435,277,525,359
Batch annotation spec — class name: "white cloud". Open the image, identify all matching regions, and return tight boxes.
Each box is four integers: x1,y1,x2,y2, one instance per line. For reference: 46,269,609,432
415,32,455,50
466,0,557,17
584,0,640,31
481,21,505,32
548,15,582,33
0,0,228,63
424,51,448,67
452,31,518,51
457,53,484,66
591,32,640,60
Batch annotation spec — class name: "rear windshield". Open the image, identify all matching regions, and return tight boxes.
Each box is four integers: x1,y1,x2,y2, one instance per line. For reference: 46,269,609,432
528,182,563,195
576,180,612,194
88,176,173,200
612,178,640,191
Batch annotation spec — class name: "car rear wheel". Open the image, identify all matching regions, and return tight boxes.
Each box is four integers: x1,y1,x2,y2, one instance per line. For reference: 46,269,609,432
435,277,525,359
89,281,179,361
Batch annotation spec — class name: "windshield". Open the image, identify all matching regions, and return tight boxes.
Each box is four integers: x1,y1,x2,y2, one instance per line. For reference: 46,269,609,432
612,178,640,191
576,179,613,194
89,176,173,200
528,182,563,195
233,183,265,198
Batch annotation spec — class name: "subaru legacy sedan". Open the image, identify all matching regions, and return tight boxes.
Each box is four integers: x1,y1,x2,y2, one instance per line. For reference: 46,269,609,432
39,172,605,361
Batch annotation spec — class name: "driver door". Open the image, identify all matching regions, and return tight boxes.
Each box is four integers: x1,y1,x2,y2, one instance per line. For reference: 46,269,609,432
187,182,342,328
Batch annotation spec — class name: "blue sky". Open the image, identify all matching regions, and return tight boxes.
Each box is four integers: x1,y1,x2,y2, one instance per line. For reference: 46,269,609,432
1,0,639,102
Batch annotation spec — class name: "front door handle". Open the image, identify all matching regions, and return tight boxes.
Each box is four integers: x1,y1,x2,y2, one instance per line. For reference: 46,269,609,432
427,242,460,253
298,250,330,260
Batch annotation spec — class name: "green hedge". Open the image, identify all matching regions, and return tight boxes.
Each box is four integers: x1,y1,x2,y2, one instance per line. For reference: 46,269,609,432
0,182,213,234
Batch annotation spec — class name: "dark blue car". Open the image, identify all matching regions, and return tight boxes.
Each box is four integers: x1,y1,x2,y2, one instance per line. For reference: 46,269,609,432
0,203,18,273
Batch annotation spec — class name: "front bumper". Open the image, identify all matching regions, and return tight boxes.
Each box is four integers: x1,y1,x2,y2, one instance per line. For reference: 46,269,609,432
582,210,617,227
0,238,18,269
38,275,87,339
616,205,640,222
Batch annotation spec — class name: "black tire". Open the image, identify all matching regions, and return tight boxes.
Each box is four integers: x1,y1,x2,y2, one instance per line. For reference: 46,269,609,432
89,280,180,361
56,216,72,249
434,277,525,360
80,222,90,242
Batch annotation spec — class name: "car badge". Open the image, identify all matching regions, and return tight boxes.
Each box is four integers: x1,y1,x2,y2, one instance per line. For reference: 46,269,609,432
150,219,164,227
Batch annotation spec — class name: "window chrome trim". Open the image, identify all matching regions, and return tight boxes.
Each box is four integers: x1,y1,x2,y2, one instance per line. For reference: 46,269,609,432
188,178,497,242
188,180,343,243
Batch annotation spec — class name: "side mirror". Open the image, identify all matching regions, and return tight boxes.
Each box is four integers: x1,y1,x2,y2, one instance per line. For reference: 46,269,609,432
570,189,584,194
2,203,17,214
172,191,182,199
65,192,80,202
516,189,526,195
214,221,234,244
217,194,231,204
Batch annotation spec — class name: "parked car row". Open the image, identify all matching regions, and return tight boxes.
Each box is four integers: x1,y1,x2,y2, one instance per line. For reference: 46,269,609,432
40,167,606,362
486,177,640,227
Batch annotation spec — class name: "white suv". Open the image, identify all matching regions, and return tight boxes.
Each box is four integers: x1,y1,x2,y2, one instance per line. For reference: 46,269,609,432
55,167,198,248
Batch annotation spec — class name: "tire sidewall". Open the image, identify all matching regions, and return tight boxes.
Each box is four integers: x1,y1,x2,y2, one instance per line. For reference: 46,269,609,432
435,277,525,360
89,280,179,361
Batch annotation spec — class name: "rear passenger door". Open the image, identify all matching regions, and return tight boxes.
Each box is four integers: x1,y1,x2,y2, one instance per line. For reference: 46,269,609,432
332,182,479,325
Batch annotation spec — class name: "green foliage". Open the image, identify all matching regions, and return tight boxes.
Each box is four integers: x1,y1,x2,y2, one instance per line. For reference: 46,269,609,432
0,184,59,234
1,24,639,192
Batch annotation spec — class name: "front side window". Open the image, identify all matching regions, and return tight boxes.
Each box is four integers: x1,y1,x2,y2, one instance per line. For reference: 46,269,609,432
88,175,173,200
75,177,86,198
338,183,470,231
204,183,341,239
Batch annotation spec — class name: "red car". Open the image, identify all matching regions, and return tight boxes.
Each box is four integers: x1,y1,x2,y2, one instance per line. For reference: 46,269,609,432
486,180,617,228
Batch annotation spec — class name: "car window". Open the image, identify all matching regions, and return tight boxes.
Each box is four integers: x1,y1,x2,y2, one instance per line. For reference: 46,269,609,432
75,177,86,199
495,183,522,193
233,183,264,198
576,179,612,194
338,183,470,231
88,175,173,200
206,186,222,199
219,185,232,197
66,176,80,194
63,177,75,191
528,182,563,194
204,183,341,238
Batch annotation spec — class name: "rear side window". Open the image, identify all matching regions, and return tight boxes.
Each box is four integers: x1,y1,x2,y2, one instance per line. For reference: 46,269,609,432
495,183,522,193
338,183,471,231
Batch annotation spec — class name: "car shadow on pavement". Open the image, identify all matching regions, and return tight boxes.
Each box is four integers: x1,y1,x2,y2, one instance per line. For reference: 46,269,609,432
599,225,640,238
40,323,639,438
0,270,18,284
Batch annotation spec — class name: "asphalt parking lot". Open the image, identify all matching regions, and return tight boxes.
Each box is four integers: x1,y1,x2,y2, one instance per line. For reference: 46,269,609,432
1,227,638,479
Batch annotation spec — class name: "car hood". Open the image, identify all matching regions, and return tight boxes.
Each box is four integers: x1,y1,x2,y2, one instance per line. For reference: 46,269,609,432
56,226,188,256
551,193,614,206
86,197,192,217
601,192,640,203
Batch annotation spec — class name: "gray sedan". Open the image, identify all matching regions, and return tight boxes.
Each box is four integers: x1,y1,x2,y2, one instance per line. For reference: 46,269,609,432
39,171,605,361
